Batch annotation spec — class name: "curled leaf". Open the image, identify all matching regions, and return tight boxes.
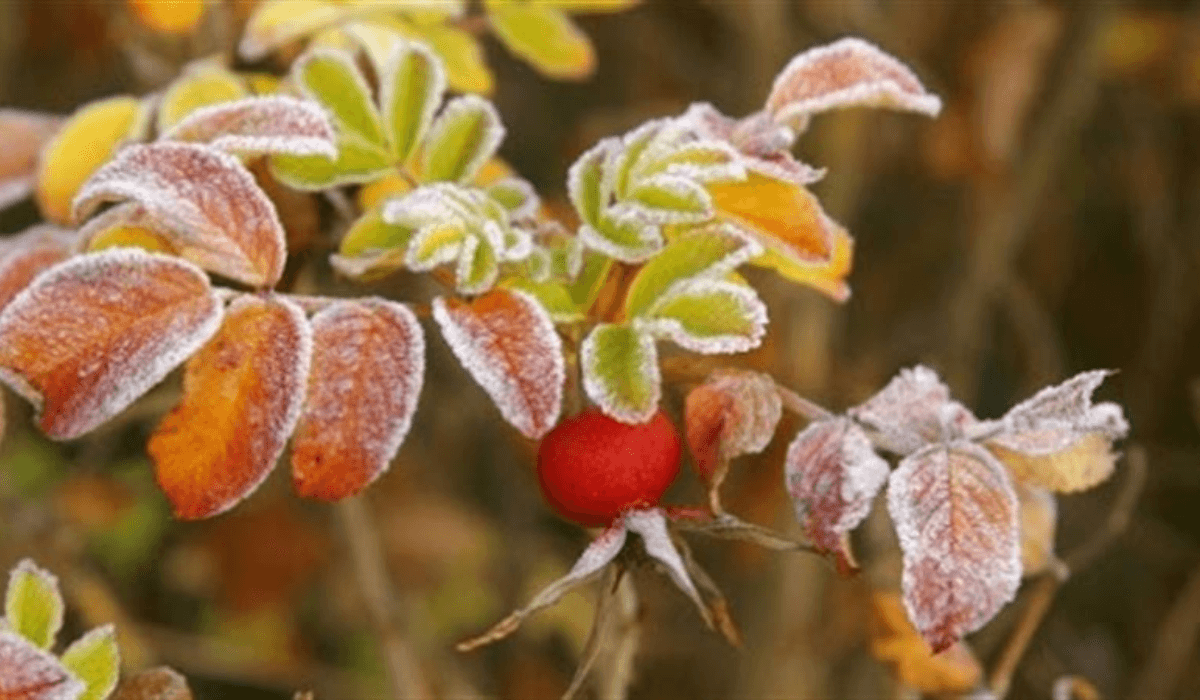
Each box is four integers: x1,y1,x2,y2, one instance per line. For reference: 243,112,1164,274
0,250,223,440
581,323,660,425
636,278,768,354
684,369,782,484
849,365,977,456
163,96,337,158
0,630,84,700
5,559,64,649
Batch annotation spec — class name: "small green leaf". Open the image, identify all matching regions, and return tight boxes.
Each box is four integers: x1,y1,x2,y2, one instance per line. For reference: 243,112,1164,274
581,323,660,424
407,223,467,271
486,177,539,218
568,251,611,308
5,559,64,649
502,278,583,322
567,139,612,229
606,119,664,199
420,96,504,183
270,134,392,189
382,41,446,164
456,235,499,294
486,1,595,80
624,225,758,318
579,210,661,262
340,206,416,258
627,175,713,223
639,279,767,354
295,49,387,148
61,625,119,700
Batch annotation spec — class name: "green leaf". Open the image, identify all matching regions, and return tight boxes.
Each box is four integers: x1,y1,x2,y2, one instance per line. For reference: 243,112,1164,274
5,559,63,649
486,1,595,80
295,49,387,148
581,323,660,424
157,62,248,133
60,625,119,700
486,177,539,218
567,251,610,308
340,206,416,258
270,134,392,189
406,223,467,271
456,234,499,294
404,22,494,94
605,119,663,199
420,96,504,183
502,278,583,322
382,41,446,165
567,139,612,229
639,279,767,354
626,175,713,223
579,209,661,262
624,225,758,318
638,140,745,184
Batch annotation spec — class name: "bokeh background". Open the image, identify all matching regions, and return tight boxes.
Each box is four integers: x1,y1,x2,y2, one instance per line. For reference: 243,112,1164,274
2,1,1199,698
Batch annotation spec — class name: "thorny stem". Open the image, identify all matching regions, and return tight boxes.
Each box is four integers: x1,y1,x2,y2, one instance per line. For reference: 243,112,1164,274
337,497,429,700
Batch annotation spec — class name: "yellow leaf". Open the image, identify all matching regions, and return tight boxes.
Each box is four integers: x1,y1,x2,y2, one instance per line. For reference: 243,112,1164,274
35,96,144,225
987,432,1118,493
869,591,983,694
157,63,248,132
547,0,640,12
376,18,493,94
87,225,178,255
357,173,414,211
486,1,595,80
128,0,206,34
239,0,345,60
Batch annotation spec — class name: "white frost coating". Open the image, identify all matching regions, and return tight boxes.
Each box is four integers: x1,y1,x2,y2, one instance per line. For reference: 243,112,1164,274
886,440,1021,652
849,364,976,455
6,559,63,647
293,48,386,145
567,138,616,228
638,278,768,355
624,508,707,617
766,37,943,130
581,323,661,425
455,234,499,295
0,249,223,440
163,96,337,158
704,369,782,457
380,39,446,161
784,418,888,559
647,139,747,185
71,141,288,287
577,212,662,263
73,201,152,252
423,95,506,183
432,289,564,439
622,174,715,225
488,176,541,221
992,370,1128,455
499,222,534,263
604,118,671,200
403,224,464,272
0,630,84,700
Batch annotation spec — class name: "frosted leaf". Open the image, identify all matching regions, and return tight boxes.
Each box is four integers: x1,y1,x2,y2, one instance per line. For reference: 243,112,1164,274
578,208,662,263
624,508,710,627
455,233,500,295
0,630,84,700
623,223,761,319
380,39,446,164
634,135,746,185
603,118,671,201
0,110,63,210
109,667,191,700
5,559,63,649
765,37,942,130
420,95,505,183
678,102,823,186
292,299,424,501
239,0,348,60
638,278,768,354
457,523,626,651
567,138,615,229
72,142,288,287
0,250,223,440
75,202,178,255
60,625,119,700
500,279,583,323
850,365,978,455
404,222,466,272
149,296,311,519
292,49,387,148
784,417,888,570
581,323,661,425
0,225,73,312
887,441,1021,652
432,289,563,439
486,176,540,220
621,174,714,225
162,96,337,158
685,369,783,485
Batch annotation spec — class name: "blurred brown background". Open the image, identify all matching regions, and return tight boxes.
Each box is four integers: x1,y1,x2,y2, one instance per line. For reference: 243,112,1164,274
3,1,1200,698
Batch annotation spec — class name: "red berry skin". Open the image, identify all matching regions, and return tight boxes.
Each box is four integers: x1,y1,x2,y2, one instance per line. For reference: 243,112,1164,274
537,407,682,527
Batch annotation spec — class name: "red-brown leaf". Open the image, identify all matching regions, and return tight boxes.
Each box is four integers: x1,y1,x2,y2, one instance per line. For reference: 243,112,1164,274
163,96,336,158
72,142,287,287
291,299,425,500
0,630,84,700
0,250,223,439
850,365,978,456
0,225,73,311
887,441,1021,652
149,296,310,519
432,289,563,439
685,369,782,482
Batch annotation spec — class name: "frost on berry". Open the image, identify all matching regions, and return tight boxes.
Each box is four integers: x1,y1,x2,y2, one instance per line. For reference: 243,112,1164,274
0,225,73,312
785,417,889,570
0,110,63,211
0,250,223,440
163,96,337,158
433,289,563,439
850,365,978,456
72,141,288,287
149,296,311,520
0,631,84,700
887,441,1021,652
291,299,425,501
685,369,782,484
765,37,942,131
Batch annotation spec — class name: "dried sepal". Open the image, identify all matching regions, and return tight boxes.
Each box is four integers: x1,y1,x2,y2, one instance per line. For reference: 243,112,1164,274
0,110,63,210
420,95,505,183
5,559,64,649
457,523,627,651
624,508,712,628
887,441,1021,652
291,299,425,500
59,625,119,700
72,142,288,287
685,369,782,490
432,289,564,439
636,278,768,354
0,630,84,700
765,37,942,131
149,296,311,519
581,323,661,425
0,250,223,440
163,96,337,158
0,225,73,311
850,365,977,456
784,417,888,570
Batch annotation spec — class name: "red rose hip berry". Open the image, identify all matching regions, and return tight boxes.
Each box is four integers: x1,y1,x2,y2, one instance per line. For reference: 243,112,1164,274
537,407,682,527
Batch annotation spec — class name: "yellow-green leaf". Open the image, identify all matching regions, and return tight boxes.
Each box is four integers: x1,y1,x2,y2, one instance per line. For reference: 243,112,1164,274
239,0,347,60
295,49,387,148
486,1,595,80
581,322,659,424
4,559,63,649
503,278,583,322
639,279,767,354
60,625,119,700
157,63,249,133
271,134,392,190
624,225,756,319
420,96,504,183
383,41,446,164
340,206,415,258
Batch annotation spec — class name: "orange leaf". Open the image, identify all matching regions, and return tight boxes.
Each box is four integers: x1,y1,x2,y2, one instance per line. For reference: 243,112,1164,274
150,296,310,519
0,250,223,440
292,299,424,500
868,591,983,694
0,225,73,311
684,369,782,483
128,0,206,34
0,110,63,210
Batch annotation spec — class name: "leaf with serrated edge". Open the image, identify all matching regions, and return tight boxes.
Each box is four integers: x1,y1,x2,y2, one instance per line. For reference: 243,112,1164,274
433,289,563,439
765,37,942,130
0,250,223,440
457,523,625,651
623,174,713,224
624,508,711,627
5,560,63,649
164,97,336,158
0,110,63,211
73,142,288,287
685,369,782,482
850,365,978,456
486,1,595,80
567,139,613,229
624,225,759,319
294,49,387,148
637,278,767,354
156,63,248,133
149,296,311,519
581,323,660,424
381,41,446,164
270,134,393,190
0,630,84,700
420,95,504,183
887,441,1021,652
785,418,888,569
60,626,118,700
0,225,72,312
292,300,424,501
